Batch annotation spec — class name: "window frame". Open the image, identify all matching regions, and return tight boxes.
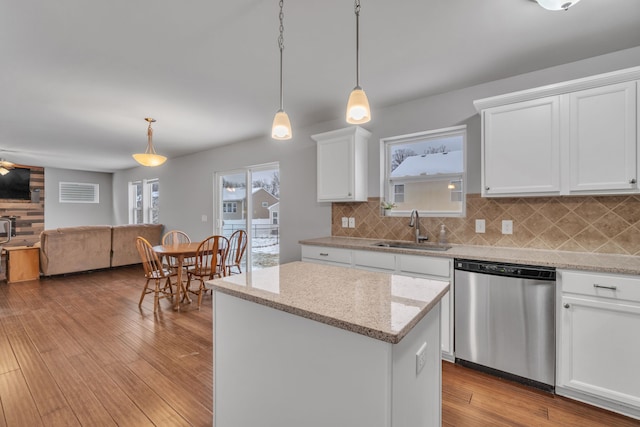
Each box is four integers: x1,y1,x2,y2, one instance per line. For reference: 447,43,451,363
380,125,467,217
128,178,159,224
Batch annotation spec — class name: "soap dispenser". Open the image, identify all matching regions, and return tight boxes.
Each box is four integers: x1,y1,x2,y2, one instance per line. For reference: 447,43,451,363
438,224,447,245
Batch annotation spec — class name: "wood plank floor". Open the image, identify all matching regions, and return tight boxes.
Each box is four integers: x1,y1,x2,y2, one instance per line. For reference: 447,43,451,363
0,266,638,426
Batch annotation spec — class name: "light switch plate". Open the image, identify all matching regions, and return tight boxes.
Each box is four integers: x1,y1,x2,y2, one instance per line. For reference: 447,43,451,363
341,217,348,228
348,217,355,228
502,220,513,235
475,219,486,233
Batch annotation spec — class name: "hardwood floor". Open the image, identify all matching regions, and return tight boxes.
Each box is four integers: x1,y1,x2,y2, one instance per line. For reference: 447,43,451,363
0,266,638,426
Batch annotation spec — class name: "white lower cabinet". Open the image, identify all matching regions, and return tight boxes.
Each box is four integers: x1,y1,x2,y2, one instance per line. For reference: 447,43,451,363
301,245,352,267
301,245,455,361
557,270,640,419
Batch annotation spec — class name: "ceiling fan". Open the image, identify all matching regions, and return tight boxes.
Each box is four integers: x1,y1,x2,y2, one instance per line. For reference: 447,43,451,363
0,158,16,176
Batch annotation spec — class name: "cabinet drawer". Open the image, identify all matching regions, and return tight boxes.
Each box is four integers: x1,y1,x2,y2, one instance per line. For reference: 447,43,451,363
301,245,352,265
353,250,395,271
397,254,451,279
561,270,640,303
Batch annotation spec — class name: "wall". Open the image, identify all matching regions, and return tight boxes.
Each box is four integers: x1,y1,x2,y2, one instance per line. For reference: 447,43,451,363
44,168,114,228
111,46,640,264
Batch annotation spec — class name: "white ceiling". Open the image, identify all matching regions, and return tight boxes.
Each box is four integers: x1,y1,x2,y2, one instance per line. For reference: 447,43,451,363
1,0,639,172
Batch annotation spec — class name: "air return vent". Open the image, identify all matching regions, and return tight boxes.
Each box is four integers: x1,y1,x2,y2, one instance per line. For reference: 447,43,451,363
59,182,99,203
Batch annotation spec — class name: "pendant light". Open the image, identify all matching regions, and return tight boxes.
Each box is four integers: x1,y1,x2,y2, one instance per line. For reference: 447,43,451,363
271,0,292,140
536,0,581,11
133,118,167,167
346,0,371,124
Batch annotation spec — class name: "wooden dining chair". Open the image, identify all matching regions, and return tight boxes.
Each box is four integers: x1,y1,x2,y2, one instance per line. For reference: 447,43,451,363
185,235,230,309
225,229,248,275
162,230,195,272
135,236,176,313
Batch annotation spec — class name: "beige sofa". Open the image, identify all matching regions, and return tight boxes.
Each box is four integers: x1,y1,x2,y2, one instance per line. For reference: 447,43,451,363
40,224,163,276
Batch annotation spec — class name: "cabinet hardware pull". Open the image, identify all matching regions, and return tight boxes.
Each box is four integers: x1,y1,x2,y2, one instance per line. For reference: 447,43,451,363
593,284,617,291
563,303,570,309
485,186,490,191
631,178,637,184
319,253,329,256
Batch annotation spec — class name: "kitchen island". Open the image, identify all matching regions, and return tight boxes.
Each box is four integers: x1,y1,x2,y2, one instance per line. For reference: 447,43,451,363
208,261,450,427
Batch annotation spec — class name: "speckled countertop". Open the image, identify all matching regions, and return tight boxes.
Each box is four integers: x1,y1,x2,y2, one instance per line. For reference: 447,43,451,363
208,261,449,344
299,236,640,276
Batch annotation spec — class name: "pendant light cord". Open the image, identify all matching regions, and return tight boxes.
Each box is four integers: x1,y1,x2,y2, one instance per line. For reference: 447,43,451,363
278,0,285,111
354,0,361,89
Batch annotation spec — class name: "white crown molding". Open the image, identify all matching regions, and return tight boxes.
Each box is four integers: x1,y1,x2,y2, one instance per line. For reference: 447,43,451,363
473,66,640,112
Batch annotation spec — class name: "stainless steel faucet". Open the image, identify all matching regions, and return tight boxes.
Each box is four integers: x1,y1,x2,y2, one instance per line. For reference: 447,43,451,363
409,209,429,243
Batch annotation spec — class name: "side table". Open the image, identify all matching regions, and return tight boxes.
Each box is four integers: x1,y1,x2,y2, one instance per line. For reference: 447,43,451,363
5,246,40,283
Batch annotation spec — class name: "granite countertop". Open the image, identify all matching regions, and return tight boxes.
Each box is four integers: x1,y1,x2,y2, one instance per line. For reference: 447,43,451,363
299,236,640,276
208,261,449,344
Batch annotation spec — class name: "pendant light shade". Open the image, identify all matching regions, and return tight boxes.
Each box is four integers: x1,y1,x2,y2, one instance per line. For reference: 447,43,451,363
346,87,371,124
272,110,292,140
271,0,292,140
536,0,581,10
133,118,167,167
346,0,371,124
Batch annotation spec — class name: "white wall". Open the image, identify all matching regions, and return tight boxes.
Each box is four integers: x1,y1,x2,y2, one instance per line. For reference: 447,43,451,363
44,167,114,228
111,46,640,264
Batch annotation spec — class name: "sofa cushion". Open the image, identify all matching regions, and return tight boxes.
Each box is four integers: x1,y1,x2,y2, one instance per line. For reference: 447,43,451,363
40,226,112,275
111,224,163,267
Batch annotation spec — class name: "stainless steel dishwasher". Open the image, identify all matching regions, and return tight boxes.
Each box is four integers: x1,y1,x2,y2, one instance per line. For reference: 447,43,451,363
454,258,556,391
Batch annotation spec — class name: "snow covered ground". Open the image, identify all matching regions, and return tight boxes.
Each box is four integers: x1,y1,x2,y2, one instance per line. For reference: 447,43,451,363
250,236,279,269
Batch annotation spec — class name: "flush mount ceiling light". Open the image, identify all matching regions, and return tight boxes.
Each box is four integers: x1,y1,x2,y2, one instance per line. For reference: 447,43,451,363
271,0,292,140
536,0,581,11
133,118,167,167
346,0,371,124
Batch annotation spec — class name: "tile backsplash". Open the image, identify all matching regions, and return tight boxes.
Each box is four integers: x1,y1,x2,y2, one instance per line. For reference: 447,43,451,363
332,194,640,256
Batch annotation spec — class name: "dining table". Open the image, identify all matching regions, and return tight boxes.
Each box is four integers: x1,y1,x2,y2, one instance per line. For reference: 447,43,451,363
152,241,201,310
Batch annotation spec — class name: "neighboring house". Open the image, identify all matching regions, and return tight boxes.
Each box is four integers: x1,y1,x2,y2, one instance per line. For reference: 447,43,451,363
222,187,279,220
390,150,464,213
268,202,279,225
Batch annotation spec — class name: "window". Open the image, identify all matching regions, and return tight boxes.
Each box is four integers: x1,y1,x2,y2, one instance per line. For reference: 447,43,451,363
261,201,269,208
128,179,159,224
223,202,237,213
381,125,466,217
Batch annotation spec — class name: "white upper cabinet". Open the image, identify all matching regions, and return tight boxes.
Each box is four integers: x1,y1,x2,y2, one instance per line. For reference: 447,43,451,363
483,96,561,196
312,126,371,202
569,82,637,193
475,66,640,197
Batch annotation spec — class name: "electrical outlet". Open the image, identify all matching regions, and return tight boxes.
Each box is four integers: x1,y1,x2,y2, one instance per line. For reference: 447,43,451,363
502,220,513,235
475,219,486,233
341,217,348,228
348,217,355,228
201,214,207,222
416,342,427,375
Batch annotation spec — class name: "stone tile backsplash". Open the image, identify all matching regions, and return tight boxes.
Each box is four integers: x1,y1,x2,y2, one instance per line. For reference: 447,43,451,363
331,194,640,256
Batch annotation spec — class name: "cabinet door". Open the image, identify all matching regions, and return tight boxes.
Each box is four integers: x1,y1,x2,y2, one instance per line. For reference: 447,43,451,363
558,295,640,408
483,96,561,196
317,135,355,202
569,82,637,193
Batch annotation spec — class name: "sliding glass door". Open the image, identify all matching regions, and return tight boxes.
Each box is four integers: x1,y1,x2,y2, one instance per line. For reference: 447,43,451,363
214,162,280,272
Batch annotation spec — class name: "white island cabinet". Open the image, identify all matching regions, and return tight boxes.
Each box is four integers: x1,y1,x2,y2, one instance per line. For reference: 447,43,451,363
210,261,449,427
557,270,640,420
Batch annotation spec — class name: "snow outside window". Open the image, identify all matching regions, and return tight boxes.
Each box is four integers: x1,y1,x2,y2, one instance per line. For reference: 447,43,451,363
381,125,466,217
128,179,160,224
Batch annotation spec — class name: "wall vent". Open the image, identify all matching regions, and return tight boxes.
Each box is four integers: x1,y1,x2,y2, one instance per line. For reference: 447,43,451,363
59,182,99,203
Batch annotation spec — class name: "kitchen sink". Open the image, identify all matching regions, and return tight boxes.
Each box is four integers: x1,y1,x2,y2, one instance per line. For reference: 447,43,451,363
372,241,451,252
